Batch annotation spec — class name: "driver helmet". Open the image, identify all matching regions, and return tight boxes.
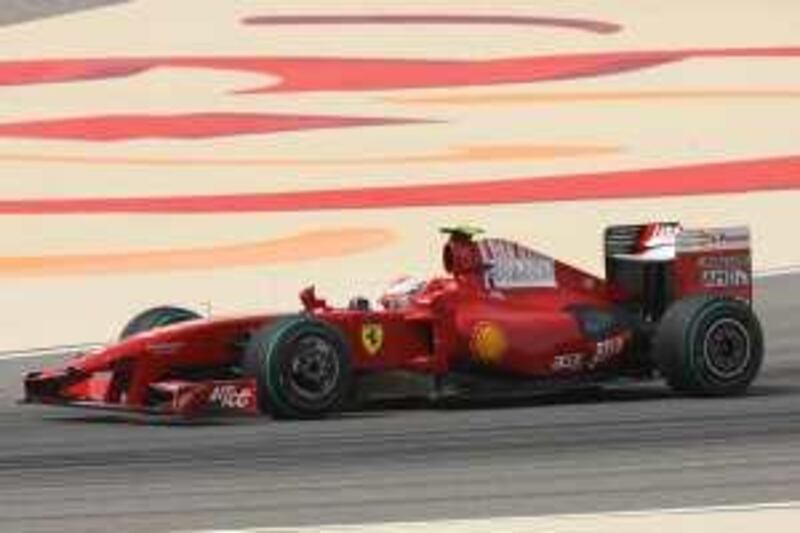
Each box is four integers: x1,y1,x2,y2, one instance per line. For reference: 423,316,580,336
380,276,425,310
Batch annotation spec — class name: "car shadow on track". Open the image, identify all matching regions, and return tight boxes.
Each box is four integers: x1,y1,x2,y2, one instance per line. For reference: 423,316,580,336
340,385,678,419
36,382,796,426
352,381,798,415
41,412,257,427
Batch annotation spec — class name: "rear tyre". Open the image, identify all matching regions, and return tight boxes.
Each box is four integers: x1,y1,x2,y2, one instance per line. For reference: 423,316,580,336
652,295,763,396
120,305,201,340
243,316,352,419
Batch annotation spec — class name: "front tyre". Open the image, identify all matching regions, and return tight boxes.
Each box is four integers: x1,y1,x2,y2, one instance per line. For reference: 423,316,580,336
652,295,763,396
244,317,352,419
120,305,201,340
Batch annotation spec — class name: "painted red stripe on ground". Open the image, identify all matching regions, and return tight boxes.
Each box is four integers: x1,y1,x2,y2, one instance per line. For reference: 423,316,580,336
0,113,420,141
1,156,799,214
0,48,797,93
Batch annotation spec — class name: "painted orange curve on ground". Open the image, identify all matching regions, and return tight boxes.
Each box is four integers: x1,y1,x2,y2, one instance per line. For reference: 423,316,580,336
0,228,396,276
0,144,621,167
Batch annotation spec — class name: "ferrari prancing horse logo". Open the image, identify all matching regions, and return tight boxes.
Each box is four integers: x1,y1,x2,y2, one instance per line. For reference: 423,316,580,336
361,323,384,355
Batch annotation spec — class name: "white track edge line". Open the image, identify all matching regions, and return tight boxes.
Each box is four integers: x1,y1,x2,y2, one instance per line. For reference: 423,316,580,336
756,265,800,278
0,342,103,361
190,500,800,532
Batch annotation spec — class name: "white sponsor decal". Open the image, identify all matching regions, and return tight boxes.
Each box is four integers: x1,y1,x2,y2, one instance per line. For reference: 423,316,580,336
208,384,253,409
552,353,584,371
478,238,556,289
595,335,625,359
702,269,750,288
588,334,627,368
677,227,750,253
697,255,751,288
631,223,681,260
641,223,681,250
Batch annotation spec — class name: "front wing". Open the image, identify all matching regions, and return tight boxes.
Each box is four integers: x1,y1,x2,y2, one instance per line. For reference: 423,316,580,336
23,372,259,417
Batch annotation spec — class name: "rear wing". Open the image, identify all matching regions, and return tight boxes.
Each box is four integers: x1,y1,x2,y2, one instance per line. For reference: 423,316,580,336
605,223,752,317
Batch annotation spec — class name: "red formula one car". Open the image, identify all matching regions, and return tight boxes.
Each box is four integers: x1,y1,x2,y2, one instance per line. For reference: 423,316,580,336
23,223,763,419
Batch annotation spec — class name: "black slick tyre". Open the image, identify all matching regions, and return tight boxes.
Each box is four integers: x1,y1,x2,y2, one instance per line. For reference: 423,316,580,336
120,306,201,340
243,316,352,419
652,295,763,396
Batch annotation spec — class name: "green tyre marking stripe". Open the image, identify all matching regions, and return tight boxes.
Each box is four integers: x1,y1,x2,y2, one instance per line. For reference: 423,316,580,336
264,317,306,417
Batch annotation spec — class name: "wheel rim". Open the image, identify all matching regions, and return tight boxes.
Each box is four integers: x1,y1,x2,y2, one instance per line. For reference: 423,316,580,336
702,317,751,380
286,334,341,402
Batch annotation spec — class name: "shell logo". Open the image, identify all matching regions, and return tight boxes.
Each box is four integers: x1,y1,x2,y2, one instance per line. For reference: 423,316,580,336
470,321,508,364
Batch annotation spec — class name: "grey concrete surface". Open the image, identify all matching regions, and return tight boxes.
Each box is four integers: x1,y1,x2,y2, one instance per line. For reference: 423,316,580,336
0,0,127,27
0,275,798,532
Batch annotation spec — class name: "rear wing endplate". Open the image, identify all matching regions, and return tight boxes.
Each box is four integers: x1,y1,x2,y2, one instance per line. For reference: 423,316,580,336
675,226,752,302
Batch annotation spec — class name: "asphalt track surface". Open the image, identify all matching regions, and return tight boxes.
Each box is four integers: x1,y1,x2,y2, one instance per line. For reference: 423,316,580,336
0,274,797,532
1,3,799,531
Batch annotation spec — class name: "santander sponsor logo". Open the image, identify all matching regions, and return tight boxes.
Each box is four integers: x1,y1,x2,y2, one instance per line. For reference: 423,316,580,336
633,223,682,260
208,384,253,409
639,223,681,251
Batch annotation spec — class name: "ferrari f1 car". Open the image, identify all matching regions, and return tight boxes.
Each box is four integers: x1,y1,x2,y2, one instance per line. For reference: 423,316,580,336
23,223,763,419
